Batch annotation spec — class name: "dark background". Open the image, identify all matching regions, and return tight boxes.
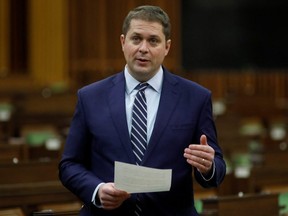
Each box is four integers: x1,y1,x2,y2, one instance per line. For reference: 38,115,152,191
181,0,288,70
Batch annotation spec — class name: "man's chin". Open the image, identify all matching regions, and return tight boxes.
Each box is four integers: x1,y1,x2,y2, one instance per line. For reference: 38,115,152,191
133,65,150,74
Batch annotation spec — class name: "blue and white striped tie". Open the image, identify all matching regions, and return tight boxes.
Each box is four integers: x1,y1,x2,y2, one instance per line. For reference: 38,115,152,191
131,82,149,216
131,82,149,165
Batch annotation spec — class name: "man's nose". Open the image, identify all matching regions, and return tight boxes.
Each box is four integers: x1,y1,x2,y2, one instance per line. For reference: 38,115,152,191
139,41,149,53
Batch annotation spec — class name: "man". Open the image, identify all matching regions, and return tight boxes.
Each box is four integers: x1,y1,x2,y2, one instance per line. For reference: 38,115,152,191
59,5,226,216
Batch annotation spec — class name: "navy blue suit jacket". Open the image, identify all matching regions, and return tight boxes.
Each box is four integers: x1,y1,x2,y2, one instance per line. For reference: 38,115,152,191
59,67,226,215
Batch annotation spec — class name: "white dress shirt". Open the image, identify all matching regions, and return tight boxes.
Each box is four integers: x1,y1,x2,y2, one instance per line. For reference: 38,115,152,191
124,66,163,144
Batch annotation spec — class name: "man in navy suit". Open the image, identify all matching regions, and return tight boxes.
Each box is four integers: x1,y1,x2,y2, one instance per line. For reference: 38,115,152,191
59,5,226,216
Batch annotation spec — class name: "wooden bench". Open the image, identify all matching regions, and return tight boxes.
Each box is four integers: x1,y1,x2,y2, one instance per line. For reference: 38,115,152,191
0,144,28,163
17,93,76,130
32,210,79,216
0,207,25,216
0,160,80,215
32,202,81,216
201,193,280,216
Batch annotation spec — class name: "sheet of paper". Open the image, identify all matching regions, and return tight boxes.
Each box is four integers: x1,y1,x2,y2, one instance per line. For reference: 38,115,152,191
114,161,172,193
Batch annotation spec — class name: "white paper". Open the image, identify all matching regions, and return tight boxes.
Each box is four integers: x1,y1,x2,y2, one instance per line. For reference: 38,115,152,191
114,161,172,193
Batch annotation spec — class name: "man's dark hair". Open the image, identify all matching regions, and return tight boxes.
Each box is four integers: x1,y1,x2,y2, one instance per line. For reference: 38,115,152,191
122,5,171,40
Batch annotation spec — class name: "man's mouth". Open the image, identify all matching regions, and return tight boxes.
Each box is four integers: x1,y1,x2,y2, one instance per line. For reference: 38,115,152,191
137,58,149,63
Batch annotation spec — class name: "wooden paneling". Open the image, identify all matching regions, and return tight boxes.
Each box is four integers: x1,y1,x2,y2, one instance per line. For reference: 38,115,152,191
28,0,69,86
10,0,27,73
0,0,10,77
184,70,288,99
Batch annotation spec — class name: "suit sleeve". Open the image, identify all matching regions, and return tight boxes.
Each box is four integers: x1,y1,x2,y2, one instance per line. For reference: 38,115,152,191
194,92,226,188
58,90,102,206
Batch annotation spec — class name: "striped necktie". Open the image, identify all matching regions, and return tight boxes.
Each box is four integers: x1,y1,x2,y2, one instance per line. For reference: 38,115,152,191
131,82,149,216
131,82,149,165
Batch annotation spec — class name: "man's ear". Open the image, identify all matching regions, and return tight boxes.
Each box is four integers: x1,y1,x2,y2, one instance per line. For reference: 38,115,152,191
120,34,125,50
165,39,171,56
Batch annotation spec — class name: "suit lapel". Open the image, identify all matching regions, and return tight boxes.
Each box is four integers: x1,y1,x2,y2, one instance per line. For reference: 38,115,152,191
108,73,135,163
143,71,181,163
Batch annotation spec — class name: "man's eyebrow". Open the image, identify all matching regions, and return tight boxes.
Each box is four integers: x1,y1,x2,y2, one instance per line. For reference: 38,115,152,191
149,35,160,38
131,32,141,36
129,32,161,41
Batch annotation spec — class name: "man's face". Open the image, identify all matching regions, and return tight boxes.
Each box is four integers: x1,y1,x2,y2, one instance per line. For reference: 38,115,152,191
120,19,171,82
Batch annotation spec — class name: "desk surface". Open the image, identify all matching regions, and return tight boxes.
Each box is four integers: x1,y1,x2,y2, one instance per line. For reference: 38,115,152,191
202,193,280,216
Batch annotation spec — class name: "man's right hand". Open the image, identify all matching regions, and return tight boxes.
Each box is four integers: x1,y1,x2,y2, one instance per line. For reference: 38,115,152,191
98,182,131,210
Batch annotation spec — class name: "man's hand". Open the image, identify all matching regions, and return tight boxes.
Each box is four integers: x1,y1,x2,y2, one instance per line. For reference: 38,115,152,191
183,135,215,174
98,183,130,210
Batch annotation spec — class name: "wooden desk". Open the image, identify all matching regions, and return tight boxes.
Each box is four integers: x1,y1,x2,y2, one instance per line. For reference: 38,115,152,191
32,210,79,216
250,166,288,193
201,193,280,216
0,160,80,215
0,207,25,216
0,181,78,208
0,160,59,184
0,144,28,163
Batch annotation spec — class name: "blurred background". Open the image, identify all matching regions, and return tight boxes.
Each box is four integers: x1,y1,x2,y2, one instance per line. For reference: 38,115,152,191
0,0,288,215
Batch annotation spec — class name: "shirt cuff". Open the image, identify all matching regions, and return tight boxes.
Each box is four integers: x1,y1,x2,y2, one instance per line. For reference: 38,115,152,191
91,183,105,207
200,160,215,181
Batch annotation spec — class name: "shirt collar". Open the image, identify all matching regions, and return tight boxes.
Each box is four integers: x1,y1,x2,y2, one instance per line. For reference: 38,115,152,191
124,65,163,95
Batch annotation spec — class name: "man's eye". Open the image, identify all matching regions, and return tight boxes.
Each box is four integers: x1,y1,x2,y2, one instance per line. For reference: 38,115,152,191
132,37,141,43
149,38,158,45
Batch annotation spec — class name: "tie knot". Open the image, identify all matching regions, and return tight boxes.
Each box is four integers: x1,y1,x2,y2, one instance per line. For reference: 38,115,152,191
138,82,149,91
